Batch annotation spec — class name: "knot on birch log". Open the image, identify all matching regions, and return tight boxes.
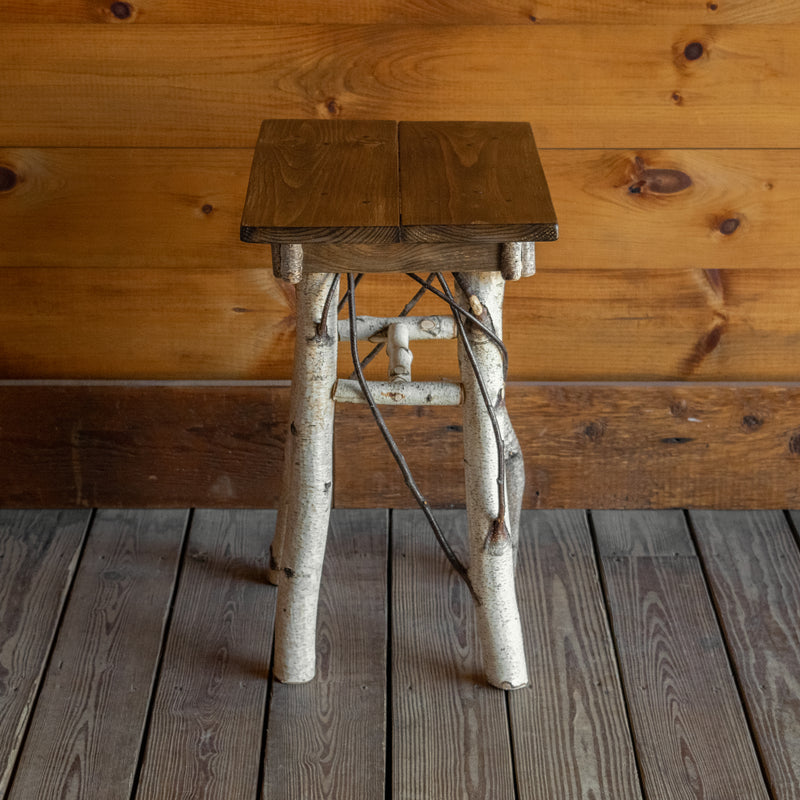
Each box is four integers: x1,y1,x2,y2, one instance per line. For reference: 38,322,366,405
485,518,511,555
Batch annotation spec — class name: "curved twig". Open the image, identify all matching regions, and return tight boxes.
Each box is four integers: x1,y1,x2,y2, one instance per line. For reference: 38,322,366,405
345,273,477,600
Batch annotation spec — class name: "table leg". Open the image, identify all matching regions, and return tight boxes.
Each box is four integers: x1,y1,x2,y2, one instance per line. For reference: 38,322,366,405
455,270,528,690
273,271,339,683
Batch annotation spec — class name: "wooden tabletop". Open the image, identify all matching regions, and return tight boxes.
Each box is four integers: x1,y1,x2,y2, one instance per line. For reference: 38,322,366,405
241,119,557,245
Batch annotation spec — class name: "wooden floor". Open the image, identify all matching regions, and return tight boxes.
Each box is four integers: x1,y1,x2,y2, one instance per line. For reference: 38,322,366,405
1,509,799,799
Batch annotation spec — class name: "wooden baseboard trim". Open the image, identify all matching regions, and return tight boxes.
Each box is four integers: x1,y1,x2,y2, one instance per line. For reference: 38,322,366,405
2,381,798,509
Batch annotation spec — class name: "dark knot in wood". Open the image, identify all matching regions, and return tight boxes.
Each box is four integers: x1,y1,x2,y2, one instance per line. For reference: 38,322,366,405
0,166,18,192
110,1,132,19
583,420,606,442
719,217,740,235
629,157,692,195
684,42,705,61
789,432,800,456
742,414,764,431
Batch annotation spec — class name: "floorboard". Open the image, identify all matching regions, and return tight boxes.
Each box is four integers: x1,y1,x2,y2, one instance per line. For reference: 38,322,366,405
263,509,388,800
134,509,275,800
1,507,798,800
509,510,642,800
7,509,187,800
391,509,516,800
691,509,800,800
593,509,771,800
0,509,91,796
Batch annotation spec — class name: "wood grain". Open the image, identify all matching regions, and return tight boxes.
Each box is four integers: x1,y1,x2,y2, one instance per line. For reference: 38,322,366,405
335,382,800,509
690,510,800,800
593,510,770,800
0,268,294,380
1,0,798,24
3,25,800,148
302,242,502,274
397,121,557,242
1,148,797,272
135,509,276,799
7,267,800,382
0,382,288,508
241,119,400,244
0,148,267,269
7,509,187,800
264,510,388,800
508,510,641,800
5,381,800,509
392,509,516,799
0,510,90,797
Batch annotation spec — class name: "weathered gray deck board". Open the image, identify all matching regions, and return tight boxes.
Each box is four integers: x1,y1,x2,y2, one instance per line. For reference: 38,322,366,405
593,509,771,800
264,509,388,800
7,509,187,800
391,509,516,800
1,507,798,800
0,509,91,797
509,510,642,800
691,509,800,800
134,509,275,800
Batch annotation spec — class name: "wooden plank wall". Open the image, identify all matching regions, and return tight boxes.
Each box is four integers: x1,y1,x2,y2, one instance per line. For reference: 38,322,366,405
1,2,799,507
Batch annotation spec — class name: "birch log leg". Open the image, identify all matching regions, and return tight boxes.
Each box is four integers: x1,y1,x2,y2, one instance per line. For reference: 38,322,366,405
454,270,528,690
273,271,339,683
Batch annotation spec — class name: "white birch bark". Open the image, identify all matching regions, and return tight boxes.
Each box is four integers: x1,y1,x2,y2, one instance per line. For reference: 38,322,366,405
387,322,413,382
337,315,456,342
500,242,535,281
271,243,304,283
273,271,339,683
454,270,528,690
333,379,463,406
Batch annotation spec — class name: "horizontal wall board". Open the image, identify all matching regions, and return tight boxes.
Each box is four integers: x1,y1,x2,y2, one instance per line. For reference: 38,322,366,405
2,1,799,25
2,267,800,383
0,382,288,508
337,383,800,509
2,381,800,509
0,268,294,380
1,148,796,272
0,148,266,269
2,25,799,148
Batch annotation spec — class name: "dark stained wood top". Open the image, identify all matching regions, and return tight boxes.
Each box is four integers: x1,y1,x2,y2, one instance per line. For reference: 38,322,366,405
241,119,401,244
398,120,557,242
241,119,557,245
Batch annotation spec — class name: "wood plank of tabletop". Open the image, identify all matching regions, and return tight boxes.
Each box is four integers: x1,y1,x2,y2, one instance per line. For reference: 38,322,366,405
240,119,400,244
509,510,642,800
0,510,91,797
7,510,188,800
135,509,276,800
593,510,770,800
0,0,798,24
392,509,516,799
690,510,800,800
264,510,388,800
398,121,558,242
